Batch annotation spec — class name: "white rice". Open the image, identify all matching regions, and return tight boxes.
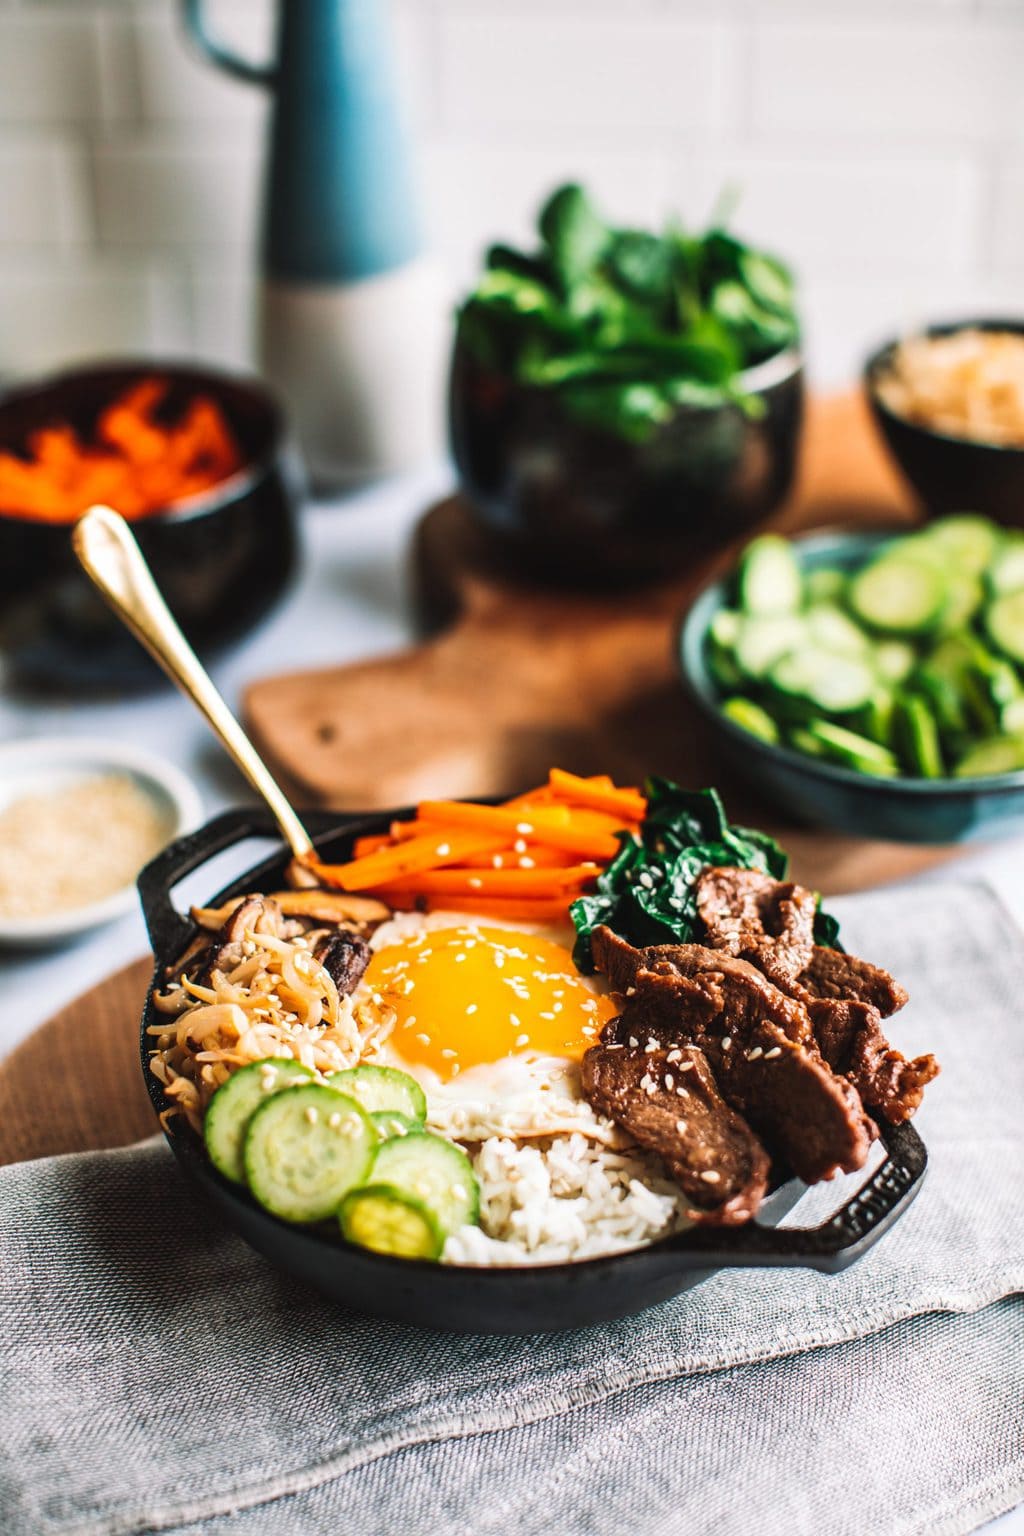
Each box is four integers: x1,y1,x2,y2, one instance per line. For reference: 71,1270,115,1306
442,1130,689,1267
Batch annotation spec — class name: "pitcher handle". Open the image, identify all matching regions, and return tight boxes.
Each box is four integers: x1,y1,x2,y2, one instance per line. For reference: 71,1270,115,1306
180,0,277,88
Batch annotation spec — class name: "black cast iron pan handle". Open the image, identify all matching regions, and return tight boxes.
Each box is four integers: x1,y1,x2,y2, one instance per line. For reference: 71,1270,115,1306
661,1116,927,1275
137,804,374,958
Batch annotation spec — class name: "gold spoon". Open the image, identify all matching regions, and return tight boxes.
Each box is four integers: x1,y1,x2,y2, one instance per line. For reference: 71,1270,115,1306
72,504,315,863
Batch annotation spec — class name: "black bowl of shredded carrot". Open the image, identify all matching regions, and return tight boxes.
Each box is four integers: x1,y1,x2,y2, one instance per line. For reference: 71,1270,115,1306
0,360,300,687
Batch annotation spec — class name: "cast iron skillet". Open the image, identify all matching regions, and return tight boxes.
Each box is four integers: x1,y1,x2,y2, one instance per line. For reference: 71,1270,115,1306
138,805,928,1335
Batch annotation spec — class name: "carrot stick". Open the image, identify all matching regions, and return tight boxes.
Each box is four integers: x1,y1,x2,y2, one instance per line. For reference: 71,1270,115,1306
415,800,624,861
351,834,391,858
422,894,577,923
370,864,599,899
306,829,509,892
547,768,646,823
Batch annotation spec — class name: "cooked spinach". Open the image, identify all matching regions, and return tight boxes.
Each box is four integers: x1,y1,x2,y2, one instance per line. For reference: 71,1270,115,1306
456,184,799,443
570,779,837,969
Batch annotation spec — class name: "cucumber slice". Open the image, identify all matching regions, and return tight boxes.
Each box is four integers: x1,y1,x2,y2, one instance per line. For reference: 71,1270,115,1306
204,1059,315,1185
769,649,876,713
955,736,1024,777
244,1084,376,1223
988,536,1024,596
805,604,870,656
328,1064,427,1124
849,555,948,635
801,721,900,777
788,726,828,758
856,688,896,749
720,696,780,744
734,615,805,679
805,566,846,605
923,513,999,576
1001,696,1024,734
709,608,741,648
874,639,917,685
935,572,983,632
371,1110,421,1141
339,1185,444,1260
737,535,802,616
369,1131,479,1237
985,590,1024,665
895,695,944,778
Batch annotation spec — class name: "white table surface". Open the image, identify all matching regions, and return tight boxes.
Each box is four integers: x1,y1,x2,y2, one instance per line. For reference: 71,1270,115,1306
0,468,1020,1534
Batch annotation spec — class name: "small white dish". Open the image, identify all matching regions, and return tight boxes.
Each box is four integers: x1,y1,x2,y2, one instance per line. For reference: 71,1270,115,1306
0,737,203,947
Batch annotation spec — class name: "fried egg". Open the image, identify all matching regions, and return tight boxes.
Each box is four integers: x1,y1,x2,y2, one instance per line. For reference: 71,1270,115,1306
358,913,616,1106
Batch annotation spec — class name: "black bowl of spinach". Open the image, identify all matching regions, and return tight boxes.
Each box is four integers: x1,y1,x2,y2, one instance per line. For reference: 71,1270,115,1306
449,184,804,583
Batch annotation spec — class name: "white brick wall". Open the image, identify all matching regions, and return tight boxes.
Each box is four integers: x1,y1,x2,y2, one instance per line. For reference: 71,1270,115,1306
0,0,1022,386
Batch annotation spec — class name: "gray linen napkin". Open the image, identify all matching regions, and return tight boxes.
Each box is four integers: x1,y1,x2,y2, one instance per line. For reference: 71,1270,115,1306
1,881,1022,1536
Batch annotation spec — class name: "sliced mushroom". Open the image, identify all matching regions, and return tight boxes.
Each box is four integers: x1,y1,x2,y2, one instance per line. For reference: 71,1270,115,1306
312,930,372,995
191,896,245,932
268,889,390,927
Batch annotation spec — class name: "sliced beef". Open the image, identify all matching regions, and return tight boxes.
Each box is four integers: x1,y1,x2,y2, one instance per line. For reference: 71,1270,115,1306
582,1030,771,1226
695,868,937,1123
313,930,371,995
798,945,908,1016
590,927,875,1185
696,866,816,981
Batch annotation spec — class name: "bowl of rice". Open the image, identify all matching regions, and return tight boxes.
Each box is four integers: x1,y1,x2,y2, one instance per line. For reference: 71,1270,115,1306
866,320,1024,525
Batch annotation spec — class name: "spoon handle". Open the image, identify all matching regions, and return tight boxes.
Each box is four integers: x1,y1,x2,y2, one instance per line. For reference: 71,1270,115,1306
73,505,314,861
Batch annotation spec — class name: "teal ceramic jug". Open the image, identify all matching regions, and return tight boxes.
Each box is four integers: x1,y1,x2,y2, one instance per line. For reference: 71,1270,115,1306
182,0,445,484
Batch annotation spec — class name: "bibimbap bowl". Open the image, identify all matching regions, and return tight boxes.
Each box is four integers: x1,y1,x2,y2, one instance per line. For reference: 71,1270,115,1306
138,802,927,1335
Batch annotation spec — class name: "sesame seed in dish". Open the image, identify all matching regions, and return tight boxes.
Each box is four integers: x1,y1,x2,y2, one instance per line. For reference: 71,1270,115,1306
0,773,172,919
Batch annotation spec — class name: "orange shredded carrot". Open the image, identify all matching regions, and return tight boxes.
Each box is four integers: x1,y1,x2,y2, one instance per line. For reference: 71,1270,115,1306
0,376,243,523
307,830,509,892
547,767,646,823
415,800,624,861
370,864,598,900
384,893,577,923
352,834,392,858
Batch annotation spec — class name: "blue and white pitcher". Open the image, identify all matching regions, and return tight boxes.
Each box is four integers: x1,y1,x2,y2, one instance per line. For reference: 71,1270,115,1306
183,0,444,483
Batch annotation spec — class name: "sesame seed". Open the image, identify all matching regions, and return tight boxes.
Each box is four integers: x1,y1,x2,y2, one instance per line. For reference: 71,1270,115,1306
514,838,528,854
676,1086,688,1098
582,1025,596,1037
510,1013,521,1027
700,1170,721,1184
441,1048,457,1059
540,1011,555,1020
665,1073,675,1090
679,1061,695,1073
628,1036,639,1048
466,1004,478,1015
451,1063,461,1075
468,877,483,890
436,843,451,857
492,855,504,869
494,953,506,968
328,1112,342,1129
406,1015,417,1027
515,1033,529,1047
666,1049,682,1063
455,953,467,963
553,1002,563,1013
676,1119,688,1134
746,1046,763,1061
638,872,654,890
764,1046,783,1059
304,1106,318,1125
626,986,637,997
721,1036,732,1051
452,1185,467,1201
416,1032,431,1045
516,822,533,835
519,857,536,869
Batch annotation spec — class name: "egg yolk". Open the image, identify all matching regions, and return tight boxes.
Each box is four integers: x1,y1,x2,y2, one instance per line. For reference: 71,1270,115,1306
363,926,616,1081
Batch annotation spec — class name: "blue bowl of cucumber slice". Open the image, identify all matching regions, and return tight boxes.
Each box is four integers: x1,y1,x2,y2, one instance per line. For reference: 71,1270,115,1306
679,515,1024,843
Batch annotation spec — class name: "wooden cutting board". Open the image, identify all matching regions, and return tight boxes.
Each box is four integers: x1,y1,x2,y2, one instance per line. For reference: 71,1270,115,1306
0,391,957,1170
244,391,950,895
